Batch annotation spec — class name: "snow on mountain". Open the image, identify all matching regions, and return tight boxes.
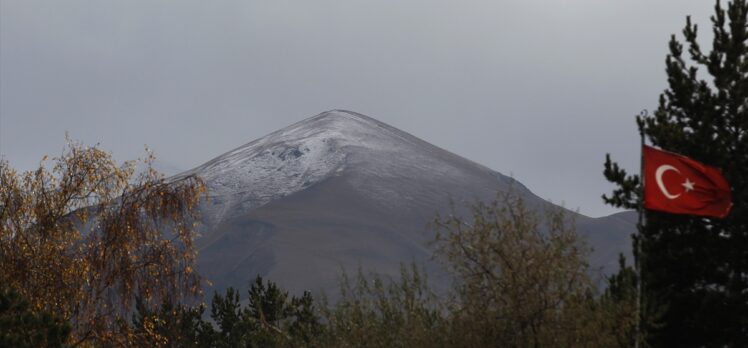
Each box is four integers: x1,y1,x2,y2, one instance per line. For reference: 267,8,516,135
183,109,527,224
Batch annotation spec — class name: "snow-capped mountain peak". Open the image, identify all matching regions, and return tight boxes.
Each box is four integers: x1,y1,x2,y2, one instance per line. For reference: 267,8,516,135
180,110,440,220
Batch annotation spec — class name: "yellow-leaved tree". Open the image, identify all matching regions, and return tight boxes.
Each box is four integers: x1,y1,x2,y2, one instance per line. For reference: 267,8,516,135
0,139,205,346
433,193,634,347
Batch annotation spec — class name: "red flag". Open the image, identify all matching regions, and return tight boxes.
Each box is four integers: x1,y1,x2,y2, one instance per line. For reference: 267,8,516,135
643,145,732,218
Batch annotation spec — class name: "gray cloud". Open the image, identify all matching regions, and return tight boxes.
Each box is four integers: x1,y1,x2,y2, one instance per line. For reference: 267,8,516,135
0,0,713,217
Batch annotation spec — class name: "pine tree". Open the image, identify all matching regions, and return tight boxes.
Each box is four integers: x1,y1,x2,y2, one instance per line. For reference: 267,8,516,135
0,286,70,348
206,277,322,347
603,0,748,345
210,287,250,347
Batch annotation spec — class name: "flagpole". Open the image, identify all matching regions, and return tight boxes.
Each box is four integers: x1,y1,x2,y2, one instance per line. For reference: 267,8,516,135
635,110,647,348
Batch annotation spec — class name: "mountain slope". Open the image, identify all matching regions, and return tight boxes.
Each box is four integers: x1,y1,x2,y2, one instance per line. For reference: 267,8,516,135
181,110,633,296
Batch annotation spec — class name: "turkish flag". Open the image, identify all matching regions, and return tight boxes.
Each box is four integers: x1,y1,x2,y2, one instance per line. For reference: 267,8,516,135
643,145,732,218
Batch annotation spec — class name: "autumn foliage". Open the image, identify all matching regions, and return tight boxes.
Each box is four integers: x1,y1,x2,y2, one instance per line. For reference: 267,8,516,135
0,140,205,346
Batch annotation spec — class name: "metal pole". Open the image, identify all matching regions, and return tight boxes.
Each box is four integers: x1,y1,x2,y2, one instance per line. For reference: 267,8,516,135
635,110,647,348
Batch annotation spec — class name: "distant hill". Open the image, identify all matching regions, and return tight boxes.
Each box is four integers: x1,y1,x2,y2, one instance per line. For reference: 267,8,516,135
175,110,634,297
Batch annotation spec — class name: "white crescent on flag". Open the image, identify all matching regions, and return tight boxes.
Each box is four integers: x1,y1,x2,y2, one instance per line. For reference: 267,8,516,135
655,164,682,200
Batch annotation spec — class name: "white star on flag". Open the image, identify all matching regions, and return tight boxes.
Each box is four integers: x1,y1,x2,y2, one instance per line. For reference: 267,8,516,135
682,178,695,192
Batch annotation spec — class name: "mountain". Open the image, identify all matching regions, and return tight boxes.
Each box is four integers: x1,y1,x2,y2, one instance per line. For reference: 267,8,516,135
177,110,634,297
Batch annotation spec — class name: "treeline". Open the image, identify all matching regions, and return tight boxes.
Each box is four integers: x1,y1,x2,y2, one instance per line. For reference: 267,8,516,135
131,259,636,348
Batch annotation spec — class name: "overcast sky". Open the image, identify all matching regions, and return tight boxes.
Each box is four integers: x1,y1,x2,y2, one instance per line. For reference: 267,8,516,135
0,0,714,217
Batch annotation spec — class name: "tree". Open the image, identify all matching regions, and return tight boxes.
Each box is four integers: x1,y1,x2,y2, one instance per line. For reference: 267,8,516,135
130,297,214,348
244,275,322,347
136,276,324,348
432,192,620,347
210,287,250,347
599,255,639,348
0,139,205,346
0,286,71,348
320,264,447,348
603,0,748,345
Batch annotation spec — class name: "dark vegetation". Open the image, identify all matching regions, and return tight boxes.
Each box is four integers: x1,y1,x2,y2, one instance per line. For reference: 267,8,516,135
131,276,321,347
0,286,71,348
